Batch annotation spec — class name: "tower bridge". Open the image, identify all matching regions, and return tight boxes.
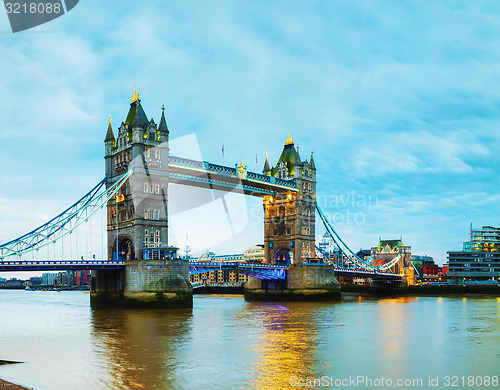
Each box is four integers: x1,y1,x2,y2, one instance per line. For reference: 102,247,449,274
0,90,405,308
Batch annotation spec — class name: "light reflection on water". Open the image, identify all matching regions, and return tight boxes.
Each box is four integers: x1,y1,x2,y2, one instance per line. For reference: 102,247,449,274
0,291,499,390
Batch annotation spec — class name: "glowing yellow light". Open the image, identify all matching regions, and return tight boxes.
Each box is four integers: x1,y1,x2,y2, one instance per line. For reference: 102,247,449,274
131,86,139,103
285,133,293,145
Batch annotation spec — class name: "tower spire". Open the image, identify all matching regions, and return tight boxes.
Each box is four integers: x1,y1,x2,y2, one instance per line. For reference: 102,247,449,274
262,152,271,175
158,104,169,142
309,150,316,170
105,115,115,143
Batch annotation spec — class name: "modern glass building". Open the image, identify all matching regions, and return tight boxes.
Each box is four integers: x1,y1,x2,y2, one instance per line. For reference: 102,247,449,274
447,226,500,280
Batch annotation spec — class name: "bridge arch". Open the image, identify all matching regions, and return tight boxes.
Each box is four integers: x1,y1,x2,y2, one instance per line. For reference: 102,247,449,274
275,247,292,265
112,234,135,261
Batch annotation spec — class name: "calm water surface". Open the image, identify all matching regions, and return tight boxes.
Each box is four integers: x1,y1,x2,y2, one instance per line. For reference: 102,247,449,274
0,291,499,389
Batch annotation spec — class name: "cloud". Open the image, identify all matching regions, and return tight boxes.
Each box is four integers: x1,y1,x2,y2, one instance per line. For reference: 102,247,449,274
2,0,500,271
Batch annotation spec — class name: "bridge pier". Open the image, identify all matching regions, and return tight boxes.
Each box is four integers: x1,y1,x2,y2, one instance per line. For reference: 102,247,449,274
244,265,341,301
91,259,193,309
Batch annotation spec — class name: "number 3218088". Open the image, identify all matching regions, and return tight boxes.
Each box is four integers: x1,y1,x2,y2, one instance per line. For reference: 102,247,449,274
443,376,498,387
5,3,62,14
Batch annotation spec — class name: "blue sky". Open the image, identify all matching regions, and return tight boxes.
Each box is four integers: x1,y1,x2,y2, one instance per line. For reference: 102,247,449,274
2,0,500,276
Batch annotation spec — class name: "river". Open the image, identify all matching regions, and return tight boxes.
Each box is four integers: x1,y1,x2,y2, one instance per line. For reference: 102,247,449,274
0,291,498,389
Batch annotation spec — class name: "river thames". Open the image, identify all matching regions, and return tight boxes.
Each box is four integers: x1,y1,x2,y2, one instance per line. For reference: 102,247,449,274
0,291,498,389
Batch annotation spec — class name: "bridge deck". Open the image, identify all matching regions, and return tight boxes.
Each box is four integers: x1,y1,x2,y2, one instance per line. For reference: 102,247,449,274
0,260,401,281
189,262,401,281
0,260,124,272
168,156,298,196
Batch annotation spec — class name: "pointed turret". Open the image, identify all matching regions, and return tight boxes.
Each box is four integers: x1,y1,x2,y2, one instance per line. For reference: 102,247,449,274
132,103,145,128
262,152,271,175
124,87,149,129
105,115,115,143
105,115,116,158
271,133,298,177
295,146,302,165
158,105,169,142
309,150,316,170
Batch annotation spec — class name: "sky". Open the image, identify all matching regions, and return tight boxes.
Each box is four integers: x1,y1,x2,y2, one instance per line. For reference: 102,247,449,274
2,0,500,279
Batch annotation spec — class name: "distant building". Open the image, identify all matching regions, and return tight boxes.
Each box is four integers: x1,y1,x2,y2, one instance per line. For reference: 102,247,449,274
447,225,500,280
75,271,90,285
244,245,265,263
410,255,445,281
371,238,412,274
356,249,372,261
189,252,248,285
318,232,343,263
42,273,57,286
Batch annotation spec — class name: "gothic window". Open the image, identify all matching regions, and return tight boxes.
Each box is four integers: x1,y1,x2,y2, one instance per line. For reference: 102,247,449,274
145,230,149,245
155,184,160,194
274,229,278,236
308,183,311,190
145,149,150,158
144,183,148,193
155,230,160,244
286,227,291,235
155,150,160,159
279,226,286,235
154,210,160,220
135,133,140,142
279,206,285,216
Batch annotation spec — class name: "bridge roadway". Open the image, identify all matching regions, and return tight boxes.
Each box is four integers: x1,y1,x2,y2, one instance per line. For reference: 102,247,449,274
0,260,401,281
189,262,402,281
168,155,298,197
0,260,124,272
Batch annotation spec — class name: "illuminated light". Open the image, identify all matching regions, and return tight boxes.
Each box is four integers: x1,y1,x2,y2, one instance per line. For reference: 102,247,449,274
287,194,293,200
285,133,293,145
358,296,362,301
131,86,139,103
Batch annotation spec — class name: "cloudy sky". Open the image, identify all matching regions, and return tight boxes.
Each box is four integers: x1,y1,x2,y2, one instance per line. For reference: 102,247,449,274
2,0,500,276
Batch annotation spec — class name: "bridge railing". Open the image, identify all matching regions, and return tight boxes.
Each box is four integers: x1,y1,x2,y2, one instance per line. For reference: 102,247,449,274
169,155,298,191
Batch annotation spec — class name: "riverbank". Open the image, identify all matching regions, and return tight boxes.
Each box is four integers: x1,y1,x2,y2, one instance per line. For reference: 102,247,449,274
341,283,500,295
0,378,31,390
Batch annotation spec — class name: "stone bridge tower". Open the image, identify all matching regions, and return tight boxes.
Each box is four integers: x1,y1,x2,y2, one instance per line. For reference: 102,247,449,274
104,88,171,262
262,134,316,264
91,89,192,308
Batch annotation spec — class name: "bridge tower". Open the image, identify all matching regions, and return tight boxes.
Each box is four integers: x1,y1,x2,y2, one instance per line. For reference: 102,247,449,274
262,134,316,265
91,89,192,308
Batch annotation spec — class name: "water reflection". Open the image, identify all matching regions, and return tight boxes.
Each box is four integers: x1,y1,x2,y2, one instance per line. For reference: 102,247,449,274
245,302,324,390
1,292,499,390
90,308,193,389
